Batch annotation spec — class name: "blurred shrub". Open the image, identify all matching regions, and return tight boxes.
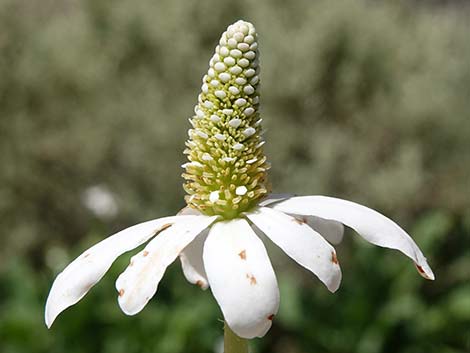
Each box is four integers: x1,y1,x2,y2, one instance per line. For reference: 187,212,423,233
0,0,469,352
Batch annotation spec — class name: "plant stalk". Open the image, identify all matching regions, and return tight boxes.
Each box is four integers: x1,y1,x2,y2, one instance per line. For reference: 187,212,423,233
224,321,248,353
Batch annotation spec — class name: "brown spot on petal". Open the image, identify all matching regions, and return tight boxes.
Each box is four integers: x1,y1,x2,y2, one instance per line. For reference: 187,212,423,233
416,264,425,274
415,263,432,279
246,273,257,285
143,251,149,257
161,223,172,230
331,251,339,265
238,250,247,260
267,314,275,321
118,289,125,297
196,280,204,288
154,223,173,236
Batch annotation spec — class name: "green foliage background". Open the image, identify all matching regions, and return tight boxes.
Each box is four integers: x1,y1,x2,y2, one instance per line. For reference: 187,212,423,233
1,0,469,352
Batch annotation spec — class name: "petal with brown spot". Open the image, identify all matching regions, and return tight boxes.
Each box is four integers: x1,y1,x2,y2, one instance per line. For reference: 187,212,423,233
116,215,218,316
45,214,200,328
331,251,339,265
247,207,342,292
271,195,435,280
203,218,279,339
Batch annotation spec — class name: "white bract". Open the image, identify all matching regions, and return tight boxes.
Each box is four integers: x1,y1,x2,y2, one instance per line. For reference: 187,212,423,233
45,195,434,338
45,20,434,339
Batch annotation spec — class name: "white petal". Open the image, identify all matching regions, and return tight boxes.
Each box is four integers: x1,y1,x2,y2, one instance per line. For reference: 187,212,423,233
203,219,279,339
177,207,210,289
272,196,435,280
292,215,344,245
177,206,202,216
116,215,218,315
261,194,345,244
247,207,342,292
180,229,209,290
45,215,188,328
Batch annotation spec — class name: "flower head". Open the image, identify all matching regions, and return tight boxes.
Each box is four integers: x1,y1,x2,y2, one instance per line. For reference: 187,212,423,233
183,20,268,220
45,20,434,339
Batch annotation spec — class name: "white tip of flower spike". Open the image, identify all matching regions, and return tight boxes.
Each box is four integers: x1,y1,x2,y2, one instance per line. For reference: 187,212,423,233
236,186,248,196
243,127,256,137
209,191,220,203
229,119,242,128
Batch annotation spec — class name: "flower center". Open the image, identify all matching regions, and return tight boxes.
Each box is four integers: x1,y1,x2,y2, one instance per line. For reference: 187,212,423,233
182,20,270,219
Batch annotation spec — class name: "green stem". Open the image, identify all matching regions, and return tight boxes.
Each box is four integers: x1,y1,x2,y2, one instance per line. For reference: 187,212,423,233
224,321,249,353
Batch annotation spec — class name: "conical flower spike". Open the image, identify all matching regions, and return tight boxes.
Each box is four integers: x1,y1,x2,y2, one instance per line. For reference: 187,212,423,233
183,20,269,220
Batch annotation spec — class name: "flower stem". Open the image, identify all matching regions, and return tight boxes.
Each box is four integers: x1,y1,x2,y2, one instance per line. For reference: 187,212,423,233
224,321,248,353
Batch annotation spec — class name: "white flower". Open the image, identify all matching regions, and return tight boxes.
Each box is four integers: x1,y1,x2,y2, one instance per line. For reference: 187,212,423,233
45,20,434,340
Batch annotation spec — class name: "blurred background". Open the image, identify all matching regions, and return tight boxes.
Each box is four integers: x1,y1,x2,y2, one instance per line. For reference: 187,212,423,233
1,0,469,352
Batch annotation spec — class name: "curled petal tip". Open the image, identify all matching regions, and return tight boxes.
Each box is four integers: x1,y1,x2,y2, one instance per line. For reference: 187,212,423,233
415,263,435,280
329,284,340,293
44,280,65,329
44,314,53,329
327,274,342,293
45,296,61,328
